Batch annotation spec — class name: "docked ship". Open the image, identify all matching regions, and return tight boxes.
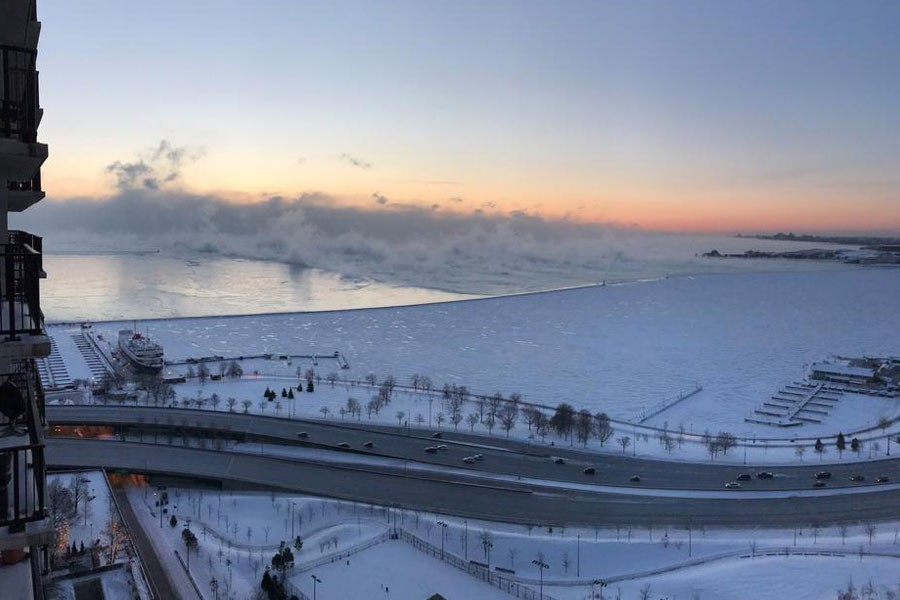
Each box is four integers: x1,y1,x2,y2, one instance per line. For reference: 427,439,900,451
118,329,165,372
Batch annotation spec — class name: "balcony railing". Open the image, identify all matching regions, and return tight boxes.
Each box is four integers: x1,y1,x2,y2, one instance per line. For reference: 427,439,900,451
6,168,42,194
0,360,44,431
1,44,39,143
0,442,46,529
2,231,44,340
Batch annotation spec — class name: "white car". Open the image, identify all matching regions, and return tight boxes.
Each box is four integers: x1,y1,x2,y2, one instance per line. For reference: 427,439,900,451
725,482,742,489
462,456,476,464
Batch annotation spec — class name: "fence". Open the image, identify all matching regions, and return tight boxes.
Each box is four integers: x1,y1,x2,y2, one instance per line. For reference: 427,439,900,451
398,529,560,600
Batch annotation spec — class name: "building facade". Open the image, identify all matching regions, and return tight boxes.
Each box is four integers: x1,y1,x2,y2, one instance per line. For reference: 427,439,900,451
0,0,52,598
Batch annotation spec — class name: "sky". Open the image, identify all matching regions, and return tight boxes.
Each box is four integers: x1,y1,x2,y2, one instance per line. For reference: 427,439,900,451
33,0,900,233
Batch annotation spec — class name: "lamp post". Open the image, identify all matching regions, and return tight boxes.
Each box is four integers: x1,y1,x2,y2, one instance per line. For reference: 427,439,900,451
485,540,493,568
185,518,192,573
437,521,448,559
592,579,605,599
532,559,549,599
290,502,297,539
310,575,322,600
463,520,468,560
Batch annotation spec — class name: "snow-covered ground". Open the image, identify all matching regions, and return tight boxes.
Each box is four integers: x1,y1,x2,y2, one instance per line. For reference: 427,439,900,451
38,267,900,599
122,485,900,600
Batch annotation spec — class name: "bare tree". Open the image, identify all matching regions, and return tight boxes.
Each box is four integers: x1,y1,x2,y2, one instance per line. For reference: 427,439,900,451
466,413,479,432
617,436,631,454
839,523,849,545
197,363,210,385
595,413,614,446
499,402,518,437
508,548,519,569
562,551,571,574
320,406,330,419
396,410,406,426
866,522,877,544
639,583,653,600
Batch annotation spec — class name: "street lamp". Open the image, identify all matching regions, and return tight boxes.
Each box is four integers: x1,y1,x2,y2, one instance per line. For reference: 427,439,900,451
184,518,193,573
463,520,468,560
310,575,322,600
437,521,448,559
592,579,606,599
532,559,549,599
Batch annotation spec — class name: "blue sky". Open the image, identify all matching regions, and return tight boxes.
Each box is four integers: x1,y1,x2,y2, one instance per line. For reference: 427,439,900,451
35,0,900,231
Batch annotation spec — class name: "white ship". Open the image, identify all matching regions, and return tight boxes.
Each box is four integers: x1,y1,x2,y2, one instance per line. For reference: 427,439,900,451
118,329,164,372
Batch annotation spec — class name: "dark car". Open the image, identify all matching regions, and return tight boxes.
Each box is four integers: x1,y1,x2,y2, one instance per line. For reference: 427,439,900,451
849,474,865,482
363,442,375,448
756,471,774,479
424,446,438,454
337,442,350,449
736,473,752,481
629,475,642,483
815,471,832,480
876,476,890,483
583,467,596,475
553,457,566,465
431,432,443,439
297,432,309,439
813,480,826,488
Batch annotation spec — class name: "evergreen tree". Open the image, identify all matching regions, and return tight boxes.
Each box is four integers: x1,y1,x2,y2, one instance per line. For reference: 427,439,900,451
288,388,294,399
306,381,314,393
170,514,178,527
836,432,846,456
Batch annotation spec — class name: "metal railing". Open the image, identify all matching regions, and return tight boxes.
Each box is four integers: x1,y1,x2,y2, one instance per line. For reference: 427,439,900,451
398,529,559,600
0,359,44,430
1,44,39,143
0,441,46,529
1,230,44,340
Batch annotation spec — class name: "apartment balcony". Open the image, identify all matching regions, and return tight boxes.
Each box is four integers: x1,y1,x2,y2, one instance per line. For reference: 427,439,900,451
0,359,50,551
6,169,44,213
0,231,48,359
1,44,47,183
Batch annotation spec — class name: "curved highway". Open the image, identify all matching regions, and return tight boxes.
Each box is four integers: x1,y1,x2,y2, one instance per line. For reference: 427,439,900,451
46,405,900,526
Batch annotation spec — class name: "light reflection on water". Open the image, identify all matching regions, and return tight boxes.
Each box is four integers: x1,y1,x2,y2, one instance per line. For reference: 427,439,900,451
42,254,476,322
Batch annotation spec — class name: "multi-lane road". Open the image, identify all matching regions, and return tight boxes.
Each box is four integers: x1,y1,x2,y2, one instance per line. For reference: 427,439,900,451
46,405,900,527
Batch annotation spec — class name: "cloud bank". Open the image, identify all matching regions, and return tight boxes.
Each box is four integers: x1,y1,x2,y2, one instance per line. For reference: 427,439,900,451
15,142,809,295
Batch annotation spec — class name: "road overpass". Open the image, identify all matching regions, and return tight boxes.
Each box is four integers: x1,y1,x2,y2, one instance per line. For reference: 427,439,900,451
46,405,900,527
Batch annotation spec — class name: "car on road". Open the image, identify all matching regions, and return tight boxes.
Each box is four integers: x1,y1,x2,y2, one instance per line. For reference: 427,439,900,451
473,454,484,461
813,481,827,488
849,474,865,482
736,473,752,481
431,432,443,439
756,471,774,479
337,442,351,449
815,471,832,480
725,482,742,489
436,444,449,452
876,476,890,483
462,456,476,464
424,447,438,454
553,457,566,465
363,442,375,448
629,475,641,483
297,432,309,439
583,467,596,475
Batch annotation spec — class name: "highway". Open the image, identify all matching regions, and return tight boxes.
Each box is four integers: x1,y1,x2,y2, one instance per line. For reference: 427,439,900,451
46,405,900,527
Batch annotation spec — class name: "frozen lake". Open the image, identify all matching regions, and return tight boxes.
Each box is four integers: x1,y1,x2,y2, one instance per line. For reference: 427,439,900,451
79,267,900,431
